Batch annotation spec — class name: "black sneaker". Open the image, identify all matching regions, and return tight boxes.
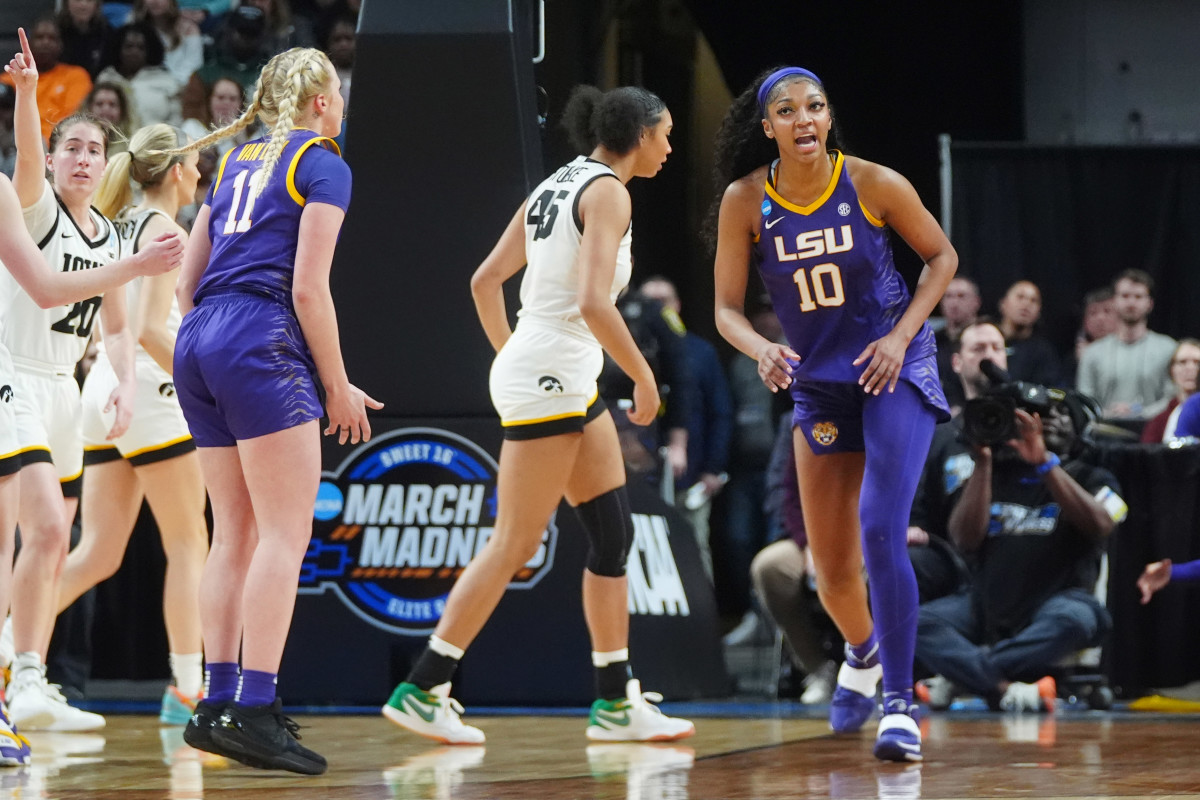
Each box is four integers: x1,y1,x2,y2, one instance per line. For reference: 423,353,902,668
210,699,327,775
183,700,271,769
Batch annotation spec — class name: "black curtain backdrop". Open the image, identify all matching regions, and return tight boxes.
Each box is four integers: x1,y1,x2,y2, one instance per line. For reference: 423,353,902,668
950,145,1200,358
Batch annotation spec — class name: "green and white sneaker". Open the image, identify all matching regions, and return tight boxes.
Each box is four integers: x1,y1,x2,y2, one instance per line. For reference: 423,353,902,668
381,682,484,745
586,679,695,742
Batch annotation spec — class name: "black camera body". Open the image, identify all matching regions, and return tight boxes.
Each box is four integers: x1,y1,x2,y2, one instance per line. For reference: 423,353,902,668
962,360,1065,447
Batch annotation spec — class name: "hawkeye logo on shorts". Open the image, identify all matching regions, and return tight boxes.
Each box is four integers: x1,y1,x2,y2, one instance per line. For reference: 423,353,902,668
538,375,564,394
158,382,176,398
812,421,838,446
303,427,557,635
0,385,11,403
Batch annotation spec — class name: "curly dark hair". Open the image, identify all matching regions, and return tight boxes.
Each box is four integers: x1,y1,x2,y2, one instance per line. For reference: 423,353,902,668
702,66,845,250
561,85,666,156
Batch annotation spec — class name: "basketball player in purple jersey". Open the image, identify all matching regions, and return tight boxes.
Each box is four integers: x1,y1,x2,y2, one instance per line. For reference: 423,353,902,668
712,67,957,762
163,47,381,774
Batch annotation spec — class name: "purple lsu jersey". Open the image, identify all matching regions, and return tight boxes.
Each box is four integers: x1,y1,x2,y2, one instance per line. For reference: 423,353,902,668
197,129,352,306
754,151,936,385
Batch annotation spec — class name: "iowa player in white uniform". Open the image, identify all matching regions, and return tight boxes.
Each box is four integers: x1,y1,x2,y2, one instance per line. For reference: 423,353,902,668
60,124,209,727
383,85,693,745
2,29,183,734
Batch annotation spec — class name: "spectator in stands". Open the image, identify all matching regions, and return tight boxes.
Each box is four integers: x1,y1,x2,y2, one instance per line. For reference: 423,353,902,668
1065,287,1117,386
597,285,694,493
85,81,139,156
1077,269,1176,421
96,21,182,127
181,75,260,156
915,383,1124,712
131,0,205,86
935,276,981,415
58,0,112,78
752,412,838,704
1140,339,1200,443
639,276,733,581
320,10,354,113
178,0,232,32
997,279,1061,387
0,16,93,141
239,0,301,53
181,5,271,122
908,321,1007,605
720,302,789,643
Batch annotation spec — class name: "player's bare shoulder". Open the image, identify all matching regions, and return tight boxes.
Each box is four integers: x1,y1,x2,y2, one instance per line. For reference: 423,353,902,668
844,155,915,221
720,165,770,227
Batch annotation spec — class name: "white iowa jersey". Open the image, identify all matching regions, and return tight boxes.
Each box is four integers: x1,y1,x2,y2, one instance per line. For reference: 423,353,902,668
0,180,120,370
113,207,182,352
517,156,632,341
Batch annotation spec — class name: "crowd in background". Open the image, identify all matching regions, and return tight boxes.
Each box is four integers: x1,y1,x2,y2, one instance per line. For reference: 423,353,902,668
1,1,1195,713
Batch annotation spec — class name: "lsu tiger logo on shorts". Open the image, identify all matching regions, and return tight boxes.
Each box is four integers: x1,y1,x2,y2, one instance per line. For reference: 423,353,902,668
812,421,839,446
538,375,564,394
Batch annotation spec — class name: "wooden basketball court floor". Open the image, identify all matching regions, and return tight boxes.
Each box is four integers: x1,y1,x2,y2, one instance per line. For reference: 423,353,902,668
6,703,1200,799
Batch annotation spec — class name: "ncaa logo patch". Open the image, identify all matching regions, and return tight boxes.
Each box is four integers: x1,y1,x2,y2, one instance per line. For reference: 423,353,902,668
837,202,852,217
304,427,557,635
811,421,839,446
538,375,564,394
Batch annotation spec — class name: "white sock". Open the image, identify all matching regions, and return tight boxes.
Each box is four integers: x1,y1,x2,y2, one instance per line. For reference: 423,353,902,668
429,635,465,660
592,648,629,668
12,651,44,682
170,652,204,697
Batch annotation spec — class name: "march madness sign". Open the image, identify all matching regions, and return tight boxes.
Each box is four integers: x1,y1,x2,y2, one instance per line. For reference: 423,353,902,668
302,428,557,635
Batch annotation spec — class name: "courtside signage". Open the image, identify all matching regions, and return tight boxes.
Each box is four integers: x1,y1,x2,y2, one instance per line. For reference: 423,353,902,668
303,427,557,635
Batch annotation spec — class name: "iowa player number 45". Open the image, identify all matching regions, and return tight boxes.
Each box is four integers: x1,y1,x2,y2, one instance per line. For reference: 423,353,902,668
526,189,568,241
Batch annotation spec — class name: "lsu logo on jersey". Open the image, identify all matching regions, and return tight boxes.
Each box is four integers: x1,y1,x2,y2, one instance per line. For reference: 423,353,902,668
304,427,557,635
811,422,838,446
773,225,854,262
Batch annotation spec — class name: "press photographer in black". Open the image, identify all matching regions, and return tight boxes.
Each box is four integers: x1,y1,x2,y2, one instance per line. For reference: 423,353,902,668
914,321,1127,712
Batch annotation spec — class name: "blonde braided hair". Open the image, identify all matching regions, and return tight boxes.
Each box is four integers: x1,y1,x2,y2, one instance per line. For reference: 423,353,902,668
160,48,335,202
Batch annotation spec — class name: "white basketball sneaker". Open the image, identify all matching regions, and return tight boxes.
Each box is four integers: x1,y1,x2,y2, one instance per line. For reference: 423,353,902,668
586,679,695,742
381,682,485,745
7,669,106,732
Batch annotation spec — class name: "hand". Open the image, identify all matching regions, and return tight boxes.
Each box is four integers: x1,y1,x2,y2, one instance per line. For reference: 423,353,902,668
906,526,930,546
1105,401,1134,419
853,328,909,395
104,380,136,440
627,379,660,427
1138,559,1172,604
136,233,185,275
4,28,38,93
756,342,799,393
324,382,384,445
667,439,687,479
1007,409,1049,465
699,471,727,497
179,8,207,25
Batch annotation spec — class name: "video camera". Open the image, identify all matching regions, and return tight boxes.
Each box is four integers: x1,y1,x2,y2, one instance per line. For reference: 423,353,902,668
962,360,1067,447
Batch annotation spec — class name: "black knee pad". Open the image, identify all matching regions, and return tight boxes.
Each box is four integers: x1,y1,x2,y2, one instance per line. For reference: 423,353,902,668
573,485,634,577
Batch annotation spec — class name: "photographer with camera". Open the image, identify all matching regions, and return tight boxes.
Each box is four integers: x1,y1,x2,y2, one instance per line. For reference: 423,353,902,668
914,321,1126,712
